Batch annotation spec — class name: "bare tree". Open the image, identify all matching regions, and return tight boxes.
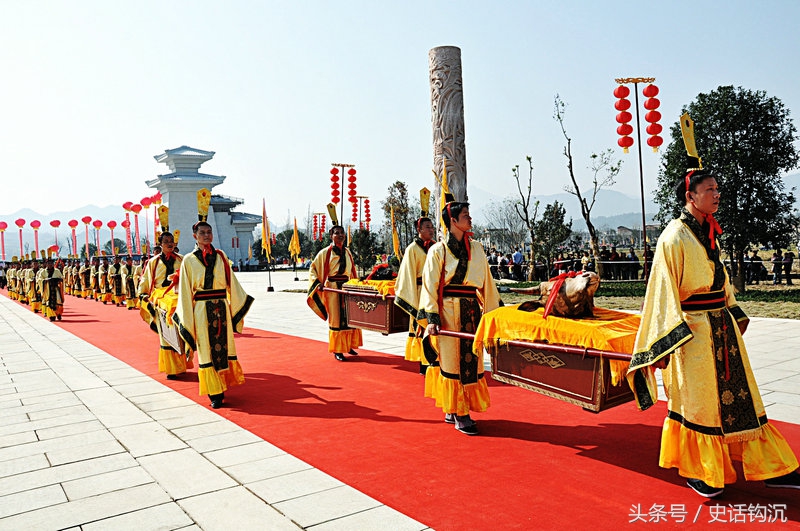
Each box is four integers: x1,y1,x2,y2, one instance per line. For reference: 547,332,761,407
511,157,540,279
554,94,621,278
483,197,527,253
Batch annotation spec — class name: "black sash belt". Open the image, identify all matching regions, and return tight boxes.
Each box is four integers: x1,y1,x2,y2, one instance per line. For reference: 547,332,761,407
194,289,226,301
442,285,478,298
681,290,725,311
328,275,349,283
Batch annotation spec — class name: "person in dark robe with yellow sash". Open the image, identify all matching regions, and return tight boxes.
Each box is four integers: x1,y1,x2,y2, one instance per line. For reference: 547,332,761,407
307,224,363,362
627,114,799,497
108,255,126,306
39,258,64,321
418,200,501,435
395,215,437,393
174,220,254,409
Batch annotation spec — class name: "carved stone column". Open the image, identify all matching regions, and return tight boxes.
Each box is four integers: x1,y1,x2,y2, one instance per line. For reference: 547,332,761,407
429,46,467,211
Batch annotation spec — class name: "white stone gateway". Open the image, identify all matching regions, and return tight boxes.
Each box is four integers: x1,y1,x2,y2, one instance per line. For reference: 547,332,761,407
146,146,260,266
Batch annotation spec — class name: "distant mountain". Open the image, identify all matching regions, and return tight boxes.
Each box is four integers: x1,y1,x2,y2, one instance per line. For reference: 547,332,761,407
470,186,657,233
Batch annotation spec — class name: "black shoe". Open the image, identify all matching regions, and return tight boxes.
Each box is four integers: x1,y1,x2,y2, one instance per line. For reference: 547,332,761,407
348,349,359,356
765,471,800,489
49,317,56,322
687,478,724,498
56,315,62,321
166,374,178,380
334,353,346,361
456,423,479,436
444,413,455,424
209,392,224,409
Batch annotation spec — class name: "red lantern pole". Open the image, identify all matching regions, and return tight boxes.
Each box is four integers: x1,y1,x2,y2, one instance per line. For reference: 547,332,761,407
92,220,103,255
81,216,92,259
30,220,42,259
107,221,117,254
131,204,142,255
122,202,133,256
0,221,7,261
15,218,25,258
140,197,152,251
614,76,659,280
68,220,78,257
50,220,61,248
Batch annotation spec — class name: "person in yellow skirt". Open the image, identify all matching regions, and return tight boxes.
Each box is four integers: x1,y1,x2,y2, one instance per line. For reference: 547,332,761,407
394,215,437,387
627,129,799,496
138,232,187,380
307,224,363,362
418,200,501,435
173,219,253,409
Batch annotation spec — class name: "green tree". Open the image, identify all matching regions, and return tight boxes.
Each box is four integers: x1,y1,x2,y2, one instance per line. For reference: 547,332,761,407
104,238,127,256
349,228,380,277
380,181,413,249
656,85,799,290
533,201,573,272
554,95,622,279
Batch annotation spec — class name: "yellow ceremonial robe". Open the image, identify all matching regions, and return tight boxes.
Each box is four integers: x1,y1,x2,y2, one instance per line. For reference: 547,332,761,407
418,235,501,415
138,252,187,375
39,267,64,320
628,212,798,488
395,239,431,362
174,246,254,396
307,243,363,354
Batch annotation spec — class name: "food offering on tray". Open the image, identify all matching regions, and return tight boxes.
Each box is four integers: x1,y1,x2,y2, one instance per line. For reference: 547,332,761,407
511,270,599,318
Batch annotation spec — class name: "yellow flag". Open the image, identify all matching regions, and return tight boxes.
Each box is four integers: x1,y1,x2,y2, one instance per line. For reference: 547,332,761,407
288,217,301,259
439,159,450,233
261,198,272,261
347,225,352,246
391,205,402,260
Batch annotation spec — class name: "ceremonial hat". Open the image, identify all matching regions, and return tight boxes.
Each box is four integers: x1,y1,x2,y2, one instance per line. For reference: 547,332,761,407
326,202,339,227
680,112,703,171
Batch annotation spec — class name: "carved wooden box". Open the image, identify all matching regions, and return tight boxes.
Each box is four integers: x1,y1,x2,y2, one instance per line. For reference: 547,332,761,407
341,285,408,335
488,342,634,412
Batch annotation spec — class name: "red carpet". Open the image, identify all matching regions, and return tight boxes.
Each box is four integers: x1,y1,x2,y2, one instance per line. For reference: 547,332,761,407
7,291,800,529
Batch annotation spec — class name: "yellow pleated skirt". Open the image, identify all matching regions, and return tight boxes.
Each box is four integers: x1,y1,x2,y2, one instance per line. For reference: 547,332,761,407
659,417,799,488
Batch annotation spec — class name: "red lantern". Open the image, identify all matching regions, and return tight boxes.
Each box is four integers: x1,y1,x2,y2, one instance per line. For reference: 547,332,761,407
121,220,130,229
140,197,152,208
131,204,142,214
613,85,630,98
616,111,632,124
92,220,103,229
614,98,631,111
68,219,78,228
123,201,133,211
642,84,659,98
617,124,633,136
645,110,662,123
647,135,664,151
50,220,61,228
15,218,25,228
618,136,634,152
30,220,41,230
646,123,662,135
643,97,660,110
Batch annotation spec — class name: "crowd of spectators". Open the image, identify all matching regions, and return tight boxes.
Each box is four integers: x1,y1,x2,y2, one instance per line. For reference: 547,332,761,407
484,244,656,282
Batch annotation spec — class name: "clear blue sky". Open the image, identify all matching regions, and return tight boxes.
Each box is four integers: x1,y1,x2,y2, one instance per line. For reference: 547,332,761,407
2,0,798,228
